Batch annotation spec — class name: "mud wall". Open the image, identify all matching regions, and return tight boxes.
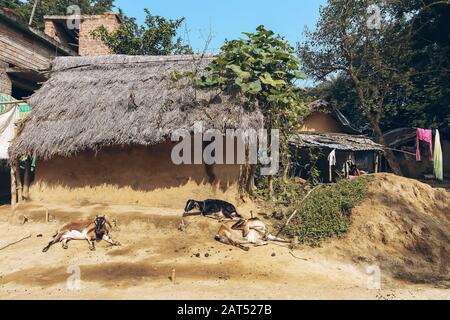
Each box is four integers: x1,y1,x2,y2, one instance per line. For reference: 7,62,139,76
29,143,242,208
300,112,341,133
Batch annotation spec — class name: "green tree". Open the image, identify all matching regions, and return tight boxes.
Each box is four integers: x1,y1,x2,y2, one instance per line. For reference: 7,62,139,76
301,0,450,171
390,0,450,136
299,0,424,175
92,9,192,55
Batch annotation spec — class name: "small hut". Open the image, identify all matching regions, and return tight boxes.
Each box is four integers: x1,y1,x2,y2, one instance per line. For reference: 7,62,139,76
10,55,263,208
290,100,384,182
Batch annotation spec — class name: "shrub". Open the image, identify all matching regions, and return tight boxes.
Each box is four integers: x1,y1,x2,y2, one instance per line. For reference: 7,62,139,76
284,176,372,246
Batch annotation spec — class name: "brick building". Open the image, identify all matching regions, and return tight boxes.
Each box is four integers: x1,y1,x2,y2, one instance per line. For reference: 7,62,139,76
0,8,121,99
43,12,121,56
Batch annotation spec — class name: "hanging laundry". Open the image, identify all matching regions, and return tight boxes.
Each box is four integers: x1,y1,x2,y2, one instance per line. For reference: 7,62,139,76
434,129,443,182
416,128,433,161
0,105,20,159
328,149,336,166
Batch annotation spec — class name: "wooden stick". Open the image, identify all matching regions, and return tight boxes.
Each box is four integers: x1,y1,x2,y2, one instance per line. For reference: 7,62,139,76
10,161,17,205
0,100,26,106
23,157,31,201
45,208,50,223
15,161,22,202
375,153,380,174
28,0,39,26
171,269,176,284
0,234,32,251
276,185,322,237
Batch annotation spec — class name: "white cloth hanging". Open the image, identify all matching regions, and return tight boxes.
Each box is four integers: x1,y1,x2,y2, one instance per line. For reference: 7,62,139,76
328,149,336,166
0,106,20,159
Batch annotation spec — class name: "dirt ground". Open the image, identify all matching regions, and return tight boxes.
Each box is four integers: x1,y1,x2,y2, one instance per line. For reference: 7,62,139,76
0,174,449,300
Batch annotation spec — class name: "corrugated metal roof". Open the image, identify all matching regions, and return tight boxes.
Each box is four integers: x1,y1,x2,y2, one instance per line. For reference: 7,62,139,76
290,132,384,151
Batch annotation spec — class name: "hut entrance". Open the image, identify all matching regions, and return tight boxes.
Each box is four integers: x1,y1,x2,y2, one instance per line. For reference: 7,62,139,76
0,160,11,204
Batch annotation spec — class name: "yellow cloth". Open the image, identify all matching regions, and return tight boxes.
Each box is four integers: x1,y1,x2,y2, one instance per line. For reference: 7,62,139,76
433,130,443,181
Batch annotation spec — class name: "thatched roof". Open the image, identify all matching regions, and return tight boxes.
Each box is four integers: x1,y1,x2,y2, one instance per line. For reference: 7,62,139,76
290,132,384,152
10,55,264,159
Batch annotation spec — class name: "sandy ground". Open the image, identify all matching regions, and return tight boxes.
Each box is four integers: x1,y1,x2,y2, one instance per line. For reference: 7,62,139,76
0,188,448,300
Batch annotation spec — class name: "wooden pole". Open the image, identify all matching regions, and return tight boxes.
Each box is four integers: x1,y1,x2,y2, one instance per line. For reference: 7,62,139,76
10,161,17,205
15,161,22,202
23,157,31,201
375,153,380,173
28,0,39,26
0,101,26,106
171,269,176,284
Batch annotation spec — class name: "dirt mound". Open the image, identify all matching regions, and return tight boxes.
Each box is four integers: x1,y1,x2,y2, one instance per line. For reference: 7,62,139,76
336,173,450,286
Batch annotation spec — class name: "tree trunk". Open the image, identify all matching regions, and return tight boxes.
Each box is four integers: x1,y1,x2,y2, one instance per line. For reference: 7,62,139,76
246,164,256,195
369,116,403,176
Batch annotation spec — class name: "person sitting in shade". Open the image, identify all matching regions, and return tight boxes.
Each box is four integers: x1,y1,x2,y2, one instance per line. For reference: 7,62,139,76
342,155,361,179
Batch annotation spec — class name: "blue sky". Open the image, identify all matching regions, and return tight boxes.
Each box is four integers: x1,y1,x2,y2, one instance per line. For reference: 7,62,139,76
115,0,328,53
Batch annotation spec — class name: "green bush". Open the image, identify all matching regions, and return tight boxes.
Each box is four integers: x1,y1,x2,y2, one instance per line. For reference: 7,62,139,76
284,176,372,246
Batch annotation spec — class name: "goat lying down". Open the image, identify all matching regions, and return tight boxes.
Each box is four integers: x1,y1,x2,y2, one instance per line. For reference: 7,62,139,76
215,217,288,251
184,199,243,219
42,215,121,252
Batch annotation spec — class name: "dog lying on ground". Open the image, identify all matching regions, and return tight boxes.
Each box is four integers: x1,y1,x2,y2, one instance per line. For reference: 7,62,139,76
42,215,121,252
215,217,289,251
183,199,243,219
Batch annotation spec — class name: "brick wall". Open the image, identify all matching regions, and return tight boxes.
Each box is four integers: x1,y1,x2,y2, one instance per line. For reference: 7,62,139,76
0,62,12,96
44,20,57,40
79,13,120,56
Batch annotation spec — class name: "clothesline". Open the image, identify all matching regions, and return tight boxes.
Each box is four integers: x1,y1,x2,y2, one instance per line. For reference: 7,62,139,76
383,147,416,156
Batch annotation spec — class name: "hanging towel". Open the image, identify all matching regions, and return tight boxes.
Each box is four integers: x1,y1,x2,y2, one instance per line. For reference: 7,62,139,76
416,128,433,161
328,149,336,166
434,130,443,181
0,106,20,159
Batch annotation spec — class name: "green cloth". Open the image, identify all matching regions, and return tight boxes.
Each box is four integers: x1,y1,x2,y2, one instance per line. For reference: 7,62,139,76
434,129,443,181
0,94,32,119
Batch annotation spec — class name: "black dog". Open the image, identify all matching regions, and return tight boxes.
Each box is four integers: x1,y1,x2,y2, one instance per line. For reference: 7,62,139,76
184,199,242,219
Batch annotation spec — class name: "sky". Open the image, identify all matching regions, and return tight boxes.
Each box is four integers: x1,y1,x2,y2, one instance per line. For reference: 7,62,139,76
115,0,328,53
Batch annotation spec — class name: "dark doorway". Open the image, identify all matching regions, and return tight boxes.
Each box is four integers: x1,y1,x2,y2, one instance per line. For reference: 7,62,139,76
0,160,11,204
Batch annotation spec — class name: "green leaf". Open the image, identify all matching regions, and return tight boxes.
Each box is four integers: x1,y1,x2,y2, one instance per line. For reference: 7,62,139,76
241,80,262,94
259,72,286,86
227,64,252,80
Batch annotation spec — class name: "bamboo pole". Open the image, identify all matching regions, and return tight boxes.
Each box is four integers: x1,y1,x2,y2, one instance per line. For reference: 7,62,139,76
15,162,22,202
328,164,332,182
0,101,26,106
10,161,17,205
28,0,39,26
23,157,31,201
375,153,380,173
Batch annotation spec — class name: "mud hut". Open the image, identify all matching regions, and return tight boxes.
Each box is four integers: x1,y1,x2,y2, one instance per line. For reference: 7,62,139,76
10,55,264,208
290,100,384,182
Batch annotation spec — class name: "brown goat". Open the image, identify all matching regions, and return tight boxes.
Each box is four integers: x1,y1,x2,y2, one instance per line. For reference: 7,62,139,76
42,215,120,252
215,217,288,251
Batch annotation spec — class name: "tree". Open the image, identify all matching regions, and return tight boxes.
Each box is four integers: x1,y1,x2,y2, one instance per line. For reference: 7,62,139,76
92,9,192,55
305,1,450,138
390,0,450,136
4,0,115,30
299,0,416,175
176,26,308,194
